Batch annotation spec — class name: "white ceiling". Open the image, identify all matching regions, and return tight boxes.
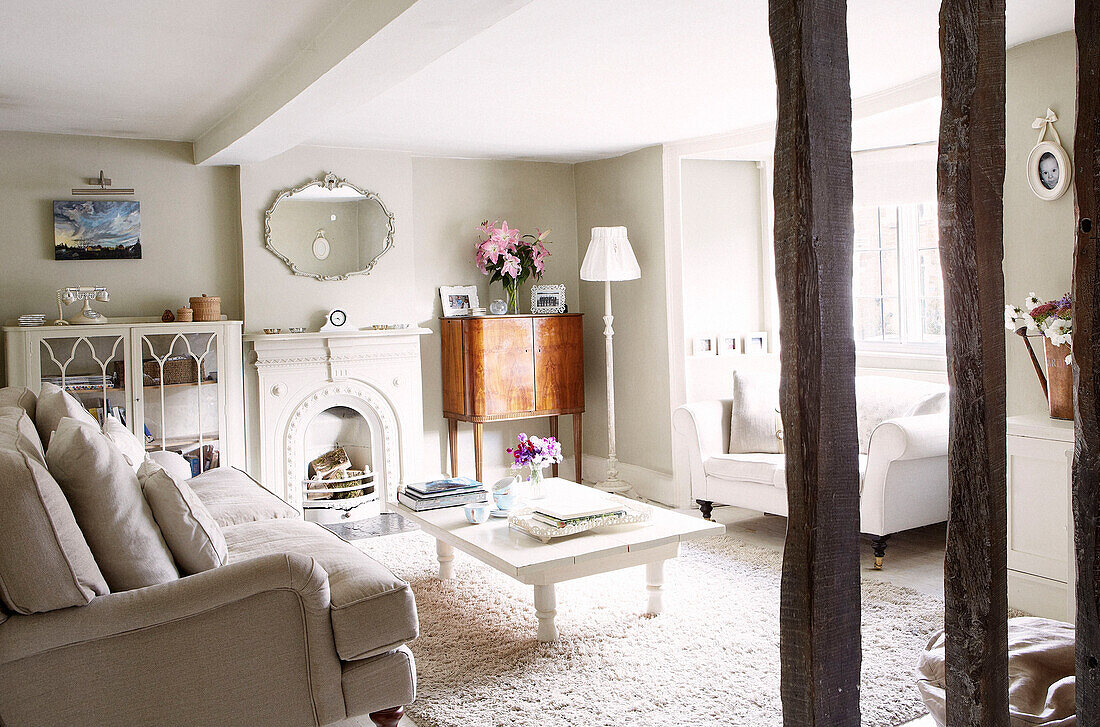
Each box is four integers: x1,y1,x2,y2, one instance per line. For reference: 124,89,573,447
0,0,1075,162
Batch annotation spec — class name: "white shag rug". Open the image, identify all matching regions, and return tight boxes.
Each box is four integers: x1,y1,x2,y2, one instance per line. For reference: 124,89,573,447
356,530,940,727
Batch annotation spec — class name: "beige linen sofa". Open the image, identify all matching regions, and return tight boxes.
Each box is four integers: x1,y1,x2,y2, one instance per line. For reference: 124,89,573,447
0,386,417,727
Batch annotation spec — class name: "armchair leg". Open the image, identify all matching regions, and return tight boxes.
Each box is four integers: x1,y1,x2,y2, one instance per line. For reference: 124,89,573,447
369,706,405,727
870,535,890,570
696,499,714,521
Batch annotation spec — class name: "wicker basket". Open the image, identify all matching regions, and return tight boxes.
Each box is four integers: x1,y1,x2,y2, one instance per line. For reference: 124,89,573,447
176,307,193,322
111,356,203,386
189,294,220,322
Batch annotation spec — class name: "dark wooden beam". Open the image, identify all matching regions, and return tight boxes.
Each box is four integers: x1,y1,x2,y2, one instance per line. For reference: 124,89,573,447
937,1,1009,725
1073,1,1100,720
769,1,861,725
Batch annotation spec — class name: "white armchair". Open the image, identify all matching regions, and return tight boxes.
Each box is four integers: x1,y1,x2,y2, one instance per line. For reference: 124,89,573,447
673,373,949,568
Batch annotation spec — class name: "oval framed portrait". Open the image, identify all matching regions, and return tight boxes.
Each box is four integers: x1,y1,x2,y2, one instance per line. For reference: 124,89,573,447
1027,140,1072,201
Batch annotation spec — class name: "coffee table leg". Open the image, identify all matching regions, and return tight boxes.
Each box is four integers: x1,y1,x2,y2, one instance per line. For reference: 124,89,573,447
645,560,666,615
534,584,558,642
436,539,454,581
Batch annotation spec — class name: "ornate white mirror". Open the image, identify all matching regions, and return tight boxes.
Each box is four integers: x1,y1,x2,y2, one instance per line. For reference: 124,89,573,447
265,172,395,281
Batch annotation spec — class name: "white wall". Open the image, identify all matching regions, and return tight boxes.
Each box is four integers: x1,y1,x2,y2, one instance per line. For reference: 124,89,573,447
574,146,672,499
238,147,579,483
680,159,766,403
0,131,243,385
1004,32,1077,416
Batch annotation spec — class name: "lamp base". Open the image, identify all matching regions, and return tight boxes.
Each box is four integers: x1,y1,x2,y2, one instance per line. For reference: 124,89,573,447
592,476,634,497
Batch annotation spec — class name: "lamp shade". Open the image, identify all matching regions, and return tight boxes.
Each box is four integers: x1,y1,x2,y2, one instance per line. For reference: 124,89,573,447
580,226,641,282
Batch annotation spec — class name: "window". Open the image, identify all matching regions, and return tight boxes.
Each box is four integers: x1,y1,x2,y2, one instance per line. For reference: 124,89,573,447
853,202,945,351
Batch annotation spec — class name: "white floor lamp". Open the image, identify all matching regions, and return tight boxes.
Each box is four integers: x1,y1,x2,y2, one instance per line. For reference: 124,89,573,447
580,226,641,495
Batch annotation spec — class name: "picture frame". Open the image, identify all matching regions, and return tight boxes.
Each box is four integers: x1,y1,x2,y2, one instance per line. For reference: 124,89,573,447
531,284,566,314
54,200,141,260
718,333,741,356
439,285,480,317
692,335,717,356
1027,108,1072,201
744,331,768,355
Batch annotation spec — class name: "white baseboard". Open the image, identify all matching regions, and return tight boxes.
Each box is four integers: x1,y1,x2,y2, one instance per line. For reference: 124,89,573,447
580,454,677,507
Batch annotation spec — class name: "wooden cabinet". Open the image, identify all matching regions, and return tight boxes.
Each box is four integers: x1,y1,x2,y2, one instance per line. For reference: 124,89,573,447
1006,414,1075,621
441,314,583,482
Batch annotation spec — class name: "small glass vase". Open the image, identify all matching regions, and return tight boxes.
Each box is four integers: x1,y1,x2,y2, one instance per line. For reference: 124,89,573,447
503,279,520,314
528,467,546,500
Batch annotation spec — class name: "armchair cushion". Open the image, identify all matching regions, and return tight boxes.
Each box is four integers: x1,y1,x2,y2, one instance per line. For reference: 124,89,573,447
0,409,108,614
46,418,179,590
0,386,37,420
188,467,299,526
729,371,782,454
223,518,418,661
33,382,98,447
142,467,227,574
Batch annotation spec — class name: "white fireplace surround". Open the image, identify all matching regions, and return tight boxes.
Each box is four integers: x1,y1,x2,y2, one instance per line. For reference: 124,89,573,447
245,328,431,511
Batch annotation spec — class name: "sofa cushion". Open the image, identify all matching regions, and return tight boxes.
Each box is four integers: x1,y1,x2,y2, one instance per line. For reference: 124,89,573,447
0,409,109,613
0,406,45,462
222,518,418,661
188,467,299,527
705,453,786,488
855,376,947,454
0,386,37,420
34,382,99,447
705,452,868,491
103,414,147,472
45,418,179,590
142,467,227,574
729,370,783,454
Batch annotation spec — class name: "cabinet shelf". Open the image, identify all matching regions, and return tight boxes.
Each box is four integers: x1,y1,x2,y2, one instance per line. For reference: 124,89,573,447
146,433,220,452
63,381,218,395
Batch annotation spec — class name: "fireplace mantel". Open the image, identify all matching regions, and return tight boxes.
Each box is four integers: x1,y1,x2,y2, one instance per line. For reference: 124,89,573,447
246,328,430,512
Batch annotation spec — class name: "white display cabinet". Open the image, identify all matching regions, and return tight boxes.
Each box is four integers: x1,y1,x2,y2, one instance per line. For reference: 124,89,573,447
3,318,244,475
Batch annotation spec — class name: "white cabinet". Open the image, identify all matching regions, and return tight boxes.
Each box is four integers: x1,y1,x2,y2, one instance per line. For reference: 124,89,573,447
1006,414,1075,621
4,318,244,474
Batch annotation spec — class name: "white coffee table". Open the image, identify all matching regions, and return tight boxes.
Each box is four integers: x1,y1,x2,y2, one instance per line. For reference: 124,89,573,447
393,478,724,642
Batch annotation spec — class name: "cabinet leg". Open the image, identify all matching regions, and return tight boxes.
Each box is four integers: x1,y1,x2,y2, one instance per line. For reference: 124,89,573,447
473,422,483,484
436,539,454,581
573,413,582,483
447,418,459,477
549,416,559,478
534,584,558,642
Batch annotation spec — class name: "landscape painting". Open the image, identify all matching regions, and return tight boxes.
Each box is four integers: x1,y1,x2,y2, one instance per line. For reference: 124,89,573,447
54,200,141,260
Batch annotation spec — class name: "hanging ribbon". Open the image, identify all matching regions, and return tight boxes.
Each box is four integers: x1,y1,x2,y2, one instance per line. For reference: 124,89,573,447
1033,107,1062,146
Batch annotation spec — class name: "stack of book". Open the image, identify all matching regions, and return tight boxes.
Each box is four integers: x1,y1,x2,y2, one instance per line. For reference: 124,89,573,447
530,499,626,530
397,477,488,511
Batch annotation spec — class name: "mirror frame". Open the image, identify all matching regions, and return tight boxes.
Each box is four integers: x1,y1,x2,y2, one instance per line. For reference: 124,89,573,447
263,171,395,281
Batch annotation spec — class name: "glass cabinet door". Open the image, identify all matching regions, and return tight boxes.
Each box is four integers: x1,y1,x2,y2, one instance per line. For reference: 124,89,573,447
38,332,131,427
133,328,225,475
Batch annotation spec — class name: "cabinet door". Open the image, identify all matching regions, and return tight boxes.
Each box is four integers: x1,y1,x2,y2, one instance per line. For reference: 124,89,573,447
534,316,584,412
465,317,534,416
132,326,226,475
1007,433,1071,582
33,328,132,428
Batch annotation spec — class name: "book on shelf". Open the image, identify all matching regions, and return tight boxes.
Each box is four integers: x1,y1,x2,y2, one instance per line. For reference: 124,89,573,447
397,489,488,512
404,476,481,496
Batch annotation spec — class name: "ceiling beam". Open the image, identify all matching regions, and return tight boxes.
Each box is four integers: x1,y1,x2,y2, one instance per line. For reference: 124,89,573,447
193,0,535,165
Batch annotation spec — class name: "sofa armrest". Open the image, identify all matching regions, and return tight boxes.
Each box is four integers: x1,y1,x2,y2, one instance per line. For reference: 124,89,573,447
867,413,949,462
673,399,733,499
0,553,346,727
861,414,950,536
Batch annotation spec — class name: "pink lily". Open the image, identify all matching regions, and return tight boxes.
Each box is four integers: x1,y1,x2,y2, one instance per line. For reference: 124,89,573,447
500,253,521,279
478,237,507,264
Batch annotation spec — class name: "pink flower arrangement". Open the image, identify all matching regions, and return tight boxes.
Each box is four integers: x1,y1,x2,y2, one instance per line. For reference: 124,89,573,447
507,433,563,473
475,220,552,287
